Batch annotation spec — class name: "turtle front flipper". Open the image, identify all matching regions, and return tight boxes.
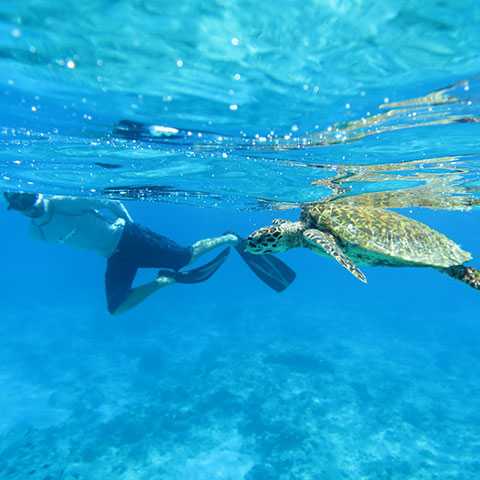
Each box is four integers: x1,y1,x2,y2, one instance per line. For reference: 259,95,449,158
303,229,368,284
272,219,291,226
444,265,480,290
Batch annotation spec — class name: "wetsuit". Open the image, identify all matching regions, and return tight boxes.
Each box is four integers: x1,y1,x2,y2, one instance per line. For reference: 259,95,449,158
27,196,192,313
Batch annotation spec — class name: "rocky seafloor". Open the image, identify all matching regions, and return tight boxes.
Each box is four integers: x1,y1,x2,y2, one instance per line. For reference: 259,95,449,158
1,299,480,480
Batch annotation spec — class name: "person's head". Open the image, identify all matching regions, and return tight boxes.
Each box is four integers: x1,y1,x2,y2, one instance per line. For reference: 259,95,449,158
3,192,45,217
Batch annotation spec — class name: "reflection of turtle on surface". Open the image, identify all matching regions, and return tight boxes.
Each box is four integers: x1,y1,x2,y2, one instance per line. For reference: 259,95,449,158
245,200,480,290
311,156,480,212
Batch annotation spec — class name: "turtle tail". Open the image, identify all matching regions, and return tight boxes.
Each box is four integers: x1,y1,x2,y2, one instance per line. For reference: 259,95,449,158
445,265,480,290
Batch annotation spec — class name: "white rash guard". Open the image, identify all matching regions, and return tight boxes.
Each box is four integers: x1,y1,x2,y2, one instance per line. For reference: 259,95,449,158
28,196,133,258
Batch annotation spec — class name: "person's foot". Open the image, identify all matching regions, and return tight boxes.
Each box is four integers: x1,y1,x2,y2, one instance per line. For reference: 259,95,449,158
156,272,177,285
223,233,240,246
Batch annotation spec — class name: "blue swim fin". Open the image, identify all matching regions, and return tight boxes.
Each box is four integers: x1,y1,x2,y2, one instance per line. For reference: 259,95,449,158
235,239,296,292
158,248,230,284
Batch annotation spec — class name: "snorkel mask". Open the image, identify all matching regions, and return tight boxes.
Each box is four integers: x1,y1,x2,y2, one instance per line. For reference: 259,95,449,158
4,192,45,217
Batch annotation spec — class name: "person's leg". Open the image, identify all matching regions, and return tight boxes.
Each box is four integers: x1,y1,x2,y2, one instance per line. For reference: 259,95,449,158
105,255,137,314
105,254,176,315
123,224,296,292
128,223,238,269
105,224,235,315
189,233,239,264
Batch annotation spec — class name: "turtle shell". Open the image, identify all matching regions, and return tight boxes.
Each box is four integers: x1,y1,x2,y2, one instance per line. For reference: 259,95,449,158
302,203,471,268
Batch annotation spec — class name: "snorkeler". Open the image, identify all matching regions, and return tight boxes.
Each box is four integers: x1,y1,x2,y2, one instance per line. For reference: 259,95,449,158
2,192,295,314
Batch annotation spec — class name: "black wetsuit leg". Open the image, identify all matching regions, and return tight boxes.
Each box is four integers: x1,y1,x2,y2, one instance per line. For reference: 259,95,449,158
105,222,192,313
105,256,138,314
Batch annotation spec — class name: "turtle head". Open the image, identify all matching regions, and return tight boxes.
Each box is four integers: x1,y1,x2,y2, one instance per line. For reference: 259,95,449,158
245,220,303,254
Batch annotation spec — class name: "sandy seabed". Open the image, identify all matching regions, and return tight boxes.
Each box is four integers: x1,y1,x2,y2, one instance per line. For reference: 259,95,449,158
1,300,479,480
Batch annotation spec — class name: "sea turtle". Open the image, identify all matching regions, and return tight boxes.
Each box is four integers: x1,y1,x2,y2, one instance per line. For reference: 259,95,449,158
245,201,480,290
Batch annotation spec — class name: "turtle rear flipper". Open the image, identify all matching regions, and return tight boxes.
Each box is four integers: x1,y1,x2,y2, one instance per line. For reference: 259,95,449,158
444,265,480,290
303,229,367,284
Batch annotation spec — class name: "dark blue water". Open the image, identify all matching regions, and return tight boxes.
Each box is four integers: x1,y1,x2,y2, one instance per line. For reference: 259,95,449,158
1,2,480,479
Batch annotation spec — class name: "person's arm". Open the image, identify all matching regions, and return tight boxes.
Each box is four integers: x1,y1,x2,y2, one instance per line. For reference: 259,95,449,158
50,196,133,222
104,200,134,223
112,275,175,315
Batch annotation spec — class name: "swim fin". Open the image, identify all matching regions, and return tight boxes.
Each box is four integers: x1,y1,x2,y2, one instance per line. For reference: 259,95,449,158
158,247,230,284
235,239,296,292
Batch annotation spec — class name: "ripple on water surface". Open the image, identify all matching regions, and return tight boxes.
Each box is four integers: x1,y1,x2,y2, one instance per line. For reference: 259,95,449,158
0,1,480,209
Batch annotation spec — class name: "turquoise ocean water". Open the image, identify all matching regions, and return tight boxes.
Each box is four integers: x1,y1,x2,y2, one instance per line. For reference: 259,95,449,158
1,2,480,479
